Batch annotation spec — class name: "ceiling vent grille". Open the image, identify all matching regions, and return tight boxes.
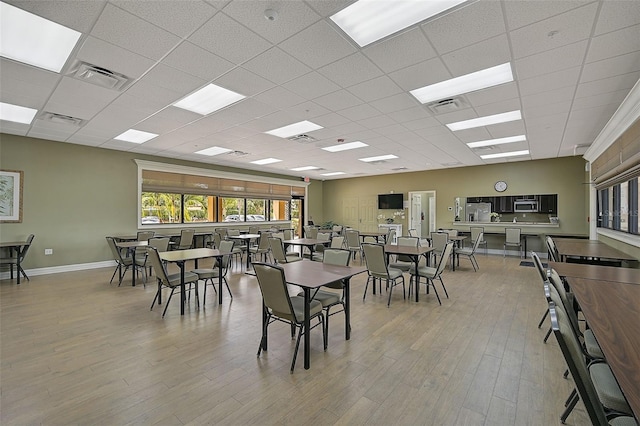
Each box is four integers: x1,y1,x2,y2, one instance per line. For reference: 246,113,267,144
426,96,469,114
441,161,463,167
287,134,317,143
39,111,84,126
69,61,130,91
391,166,408,171
227,150,249,157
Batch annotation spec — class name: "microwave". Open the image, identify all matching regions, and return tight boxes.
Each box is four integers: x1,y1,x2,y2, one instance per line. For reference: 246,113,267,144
514,201,538,212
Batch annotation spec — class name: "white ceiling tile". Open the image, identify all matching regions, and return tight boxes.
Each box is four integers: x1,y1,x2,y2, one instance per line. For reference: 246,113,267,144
474,98,522,117
162,41,235,81
223,0,321,44
388,58,450,91
241,47,311,85
188,12,272,65
90,4,181,61
312,112,351,128
387,106,432,124
136,108,201,134
363,28,436,73
572,88,630,111
124,79,185,108
356,115,397,130
575,71,640,98
75,36,156,81
317,53,383,88
422,0,505,54
0,121,29,136
521,86,575,109
337,104,381,121
504,0,591,30
441,35,511,76
518,67,581,97
7,0,106,33
139,64,207,96
586,24,640,63
279,21,356,69
581,51,640,83
347,76,403,103
313,90,362,111
213,67,275,97
284,100,332,119
369,93,421,115
515,40,588,80
44,77,120,120
282,72,341,99
254,86,306,109
464,83,519,107
111,0,217,38
509,3,599,59
402,116,442,131
0,59,60,108
593,0,640,35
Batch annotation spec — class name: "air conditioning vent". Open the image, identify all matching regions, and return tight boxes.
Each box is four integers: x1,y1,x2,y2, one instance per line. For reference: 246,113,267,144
391,167,408,171
441,161,463,167
287,134,317,143
39,111,84,126
426,96,469,114
69,61,130,91
227,150,248,157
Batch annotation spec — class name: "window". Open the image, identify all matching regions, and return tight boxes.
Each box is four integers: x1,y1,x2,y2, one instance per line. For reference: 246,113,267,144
270,199,289,221
596,177,639,235
141,192,181,224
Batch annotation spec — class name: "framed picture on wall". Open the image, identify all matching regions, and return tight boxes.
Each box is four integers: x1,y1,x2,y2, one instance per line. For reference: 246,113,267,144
0,170,23,223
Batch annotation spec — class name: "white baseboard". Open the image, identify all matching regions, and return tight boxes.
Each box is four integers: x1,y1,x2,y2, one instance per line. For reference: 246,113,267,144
0,260,115,280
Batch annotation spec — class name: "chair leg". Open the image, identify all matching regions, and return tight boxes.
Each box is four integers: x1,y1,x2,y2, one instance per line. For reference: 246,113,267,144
109,264,119,284
387,279,393,307
224,277,233,298
564,388,577,407
162,288,176,317
538,309,549,328
543,326,552,343
430,279,442,305
438,276,449,299
291,325,303,373
561,390,579,423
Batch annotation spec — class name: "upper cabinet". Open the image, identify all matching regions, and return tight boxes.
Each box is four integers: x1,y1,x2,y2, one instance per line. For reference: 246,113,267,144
465,194,558,214
538,194,558,214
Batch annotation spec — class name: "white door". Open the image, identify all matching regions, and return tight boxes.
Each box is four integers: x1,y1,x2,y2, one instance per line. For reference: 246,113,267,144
411,194,422,237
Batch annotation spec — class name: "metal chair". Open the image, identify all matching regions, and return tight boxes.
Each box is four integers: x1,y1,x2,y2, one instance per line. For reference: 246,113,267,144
0,234,34,282
147,246,200,317
469,226,487,253
456,231,483,271
409,242,454,305
268,237,302,263
504,228,522,258
362,243,405,307
192,240,234,302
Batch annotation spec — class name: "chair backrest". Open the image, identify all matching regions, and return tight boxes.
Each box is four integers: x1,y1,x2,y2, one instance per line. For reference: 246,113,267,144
137,231,155,241
248,226,259,234
469,232,484,253
211,232,222,249
546,236,559,261
408,229,418,237
146,246,170,285
217,240,235,272
345,230,360,249
396,236,419,261
148,236,170,252
19,234,35,261
305,226,318,239
215,228,228,238
315,232,331,252
445,229,458,238
505,228,521,244
430,232,448,252
330,236,345,249
470,227,484,243
323,248,351,267
283,228,293,240
332,225,343,235
227,229,240,237
363,236,377,244
253,262,297,322
434,242,454,277
549,303,609,425
268,237,288,263
362,243,388,277
531,251,548,283
106,236,125,262
386,228,396,244
257,232,272,250
178,229,195,249
272,232,284,241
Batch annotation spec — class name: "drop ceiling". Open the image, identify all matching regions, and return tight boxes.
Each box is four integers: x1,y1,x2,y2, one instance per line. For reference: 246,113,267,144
1,0,639,180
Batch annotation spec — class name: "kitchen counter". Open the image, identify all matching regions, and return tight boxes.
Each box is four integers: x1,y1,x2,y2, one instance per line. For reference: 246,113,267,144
452,221,559,228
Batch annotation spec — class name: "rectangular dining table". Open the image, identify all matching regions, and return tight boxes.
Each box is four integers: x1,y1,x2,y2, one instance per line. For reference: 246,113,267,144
275,260,366,369
359,230,388,243
159,248,223,313
548,261,640,285
228,233,261,270
114,240,148,287
567,277,640,418
282,238,330,260
0,240,31,284
554,238,637,265
383,245,434,302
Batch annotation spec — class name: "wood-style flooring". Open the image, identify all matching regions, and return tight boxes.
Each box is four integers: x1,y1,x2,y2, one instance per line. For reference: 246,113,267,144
1,254,591,425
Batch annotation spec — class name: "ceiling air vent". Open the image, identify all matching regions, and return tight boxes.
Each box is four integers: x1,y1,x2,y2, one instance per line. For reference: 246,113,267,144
391,167,408,171
287,134,317,143
426,96,469,114
227,150,249,157
70,61,130,90
39,111,84,126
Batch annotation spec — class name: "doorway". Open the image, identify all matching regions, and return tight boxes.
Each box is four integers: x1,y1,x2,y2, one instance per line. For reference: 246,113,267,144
408,191,436,238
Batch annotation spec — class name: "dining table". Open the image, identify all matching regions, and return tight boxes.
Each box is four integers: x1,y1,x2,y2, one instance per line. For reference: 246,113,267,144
114,240,148,286
273,259,366,369
282,238,330,260
567,277,640,418
548,261,640,285
159,248,223,312
0,240,31,284
228,233,261,270
553,238,637,265
359,230,388,243
383,244,435,302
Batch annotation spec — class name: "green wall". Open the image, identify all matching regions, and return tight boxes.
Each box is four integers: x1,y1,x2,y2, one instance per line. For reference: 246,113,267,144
0,134,303,270
320,156,590,237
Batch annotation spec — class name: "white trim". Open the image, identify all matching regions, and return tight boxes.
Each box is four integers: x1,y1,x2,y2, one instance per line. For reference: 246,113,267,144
0,260,115,280
583,79,640,163
596,228,640,249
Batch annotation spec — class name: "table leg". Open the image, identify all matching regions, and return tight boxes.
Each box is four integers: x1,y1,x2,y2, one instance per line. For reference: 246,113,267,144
218,255,223,304
261,300,268,350
130,247,136,287
344,278,351,340
414,256,420,302
179,261,185,315
304,287,310,370
245,240,251,270
15,247,21,285
452,244,457,271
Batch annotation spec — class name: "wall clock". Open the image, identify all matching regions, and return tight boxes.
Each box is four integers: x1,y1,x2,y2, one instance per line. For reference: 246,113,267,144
494,181,508,192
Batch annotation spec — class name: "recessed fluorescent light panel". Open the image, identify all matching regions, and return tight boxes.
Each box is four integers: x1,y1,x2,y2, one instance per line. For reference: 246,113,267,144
0,2,81,72
447,110,522,131
331,0,467,47
173,84,245,115
250,158,282,165
322,141,368,152
291,166,320,172
480,150,530,160
467,135,526,148
321,172,346,176
411,63,513,104
265,121,323,138
0,102,38,124
114,129,158,144
195,146,232,156
359,154,399,162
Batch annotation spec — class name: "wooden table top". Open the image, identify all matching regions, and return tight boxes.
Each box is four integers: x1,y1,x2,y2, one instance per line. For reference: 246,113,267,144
383,245,434,256
115,240,149,248
159,248,221,262
549,261,640,285
282,238,330,247
359,231,388,237
279,259,366,288
554,238,637,262
568,277,640,418
228,233,261,240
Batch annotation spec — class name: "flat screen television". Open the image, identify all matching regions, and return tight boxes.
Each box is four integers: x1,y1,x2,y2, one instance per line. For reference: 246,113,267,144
378,193,403,209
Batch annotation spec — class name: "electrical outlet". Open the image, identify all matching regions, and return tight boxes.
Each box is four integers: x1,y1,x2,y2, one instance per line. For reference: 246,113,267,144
45,248,53,255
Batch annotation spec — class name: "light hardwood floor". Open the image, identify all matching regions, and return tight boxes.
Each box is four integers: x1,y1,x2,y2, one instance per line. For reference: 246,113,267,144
1,254,591,425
